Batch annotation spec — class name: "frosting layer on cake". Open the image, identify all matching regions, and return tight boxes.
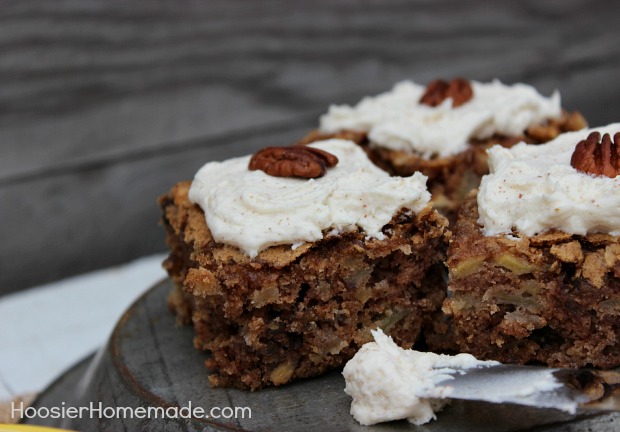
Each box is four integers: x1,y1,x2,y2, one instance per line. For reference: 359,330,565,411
478,124,620,237
319,80,561,158
189,139,431,257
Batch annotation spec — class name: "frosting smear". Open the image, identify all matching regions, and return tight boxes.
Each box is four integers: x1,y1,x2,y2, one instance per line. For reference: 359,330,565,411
343,329,498,426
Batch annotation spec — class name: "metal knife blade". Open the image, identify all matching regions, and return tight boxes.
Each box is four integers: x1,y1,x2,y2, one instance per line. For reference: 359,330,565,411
433,364,620,413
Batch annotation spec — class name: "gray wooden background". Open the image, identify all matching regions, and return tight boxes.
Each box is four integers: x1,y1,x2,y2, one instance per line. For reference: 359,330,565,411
2,0,620,295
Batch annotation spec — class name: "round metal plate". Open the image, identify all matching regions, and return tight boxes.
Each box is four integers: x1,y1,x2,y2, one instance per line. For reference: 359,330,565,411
23,279,620,431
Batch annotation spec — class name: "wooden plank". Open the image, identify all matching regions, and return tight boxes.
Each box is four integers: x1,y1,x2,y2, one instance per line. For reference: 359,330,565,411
3,0,620,292
2,0,620,179
0,122,313,294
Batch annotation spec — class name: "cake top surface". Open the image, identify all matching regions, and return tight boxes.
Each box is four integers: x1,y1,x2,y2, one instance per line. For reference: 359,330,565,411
478,123,620,237
319,79,561,158
343,329,499,426
188,139,430,258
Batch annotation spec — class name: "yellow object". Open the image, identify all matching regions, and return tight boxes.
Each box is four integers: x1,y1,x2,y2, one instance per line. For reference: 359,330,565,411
0,425,74,432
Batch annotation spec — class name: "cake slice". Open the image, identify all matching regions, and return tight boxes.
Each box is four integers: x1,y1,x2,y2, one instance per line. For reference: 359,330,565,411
443,125,620,368
300,79,586,218
160,139,450,390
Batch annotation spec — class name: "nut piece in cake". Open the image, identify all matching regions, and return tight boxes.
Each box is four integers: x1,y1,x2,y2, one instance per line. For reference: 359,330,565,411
160,139,450,390
299,79,587,219
443,124,620,369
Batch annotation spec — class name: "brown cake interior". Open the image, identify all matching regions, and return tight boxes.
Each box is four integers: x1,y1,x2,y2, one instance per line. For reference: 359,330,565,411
442,193,620,368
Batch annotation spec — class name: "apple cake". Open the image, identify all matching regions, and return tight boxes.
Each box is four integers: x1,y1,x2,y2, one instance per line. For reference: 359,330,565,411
160,139,450,390
443,125,620,368
300,78,586,218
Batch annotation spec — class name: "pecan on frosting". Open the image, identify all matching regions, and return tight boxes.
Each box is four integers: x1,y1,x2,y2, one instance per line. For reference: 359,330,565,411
419,77,473,107
249,146,339,178
570,131,620,178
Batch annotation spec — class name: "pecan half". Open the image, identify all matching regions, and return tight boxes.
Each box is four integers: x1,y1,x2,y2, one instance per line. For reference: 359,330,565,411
570,131,620,178
419,77,473,107
249,146,338,178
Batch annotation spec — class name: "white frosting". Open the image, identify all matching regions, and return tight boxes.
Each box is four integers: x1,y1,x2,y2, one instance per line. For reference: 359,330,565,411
343,329,497,426
319,80,561,158
478,124,620,237
188,139,431,258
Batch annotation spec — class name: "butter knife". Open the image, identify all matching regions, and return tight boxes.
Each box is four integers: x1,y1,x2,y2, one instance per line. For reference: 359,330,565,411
433,364,620,413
